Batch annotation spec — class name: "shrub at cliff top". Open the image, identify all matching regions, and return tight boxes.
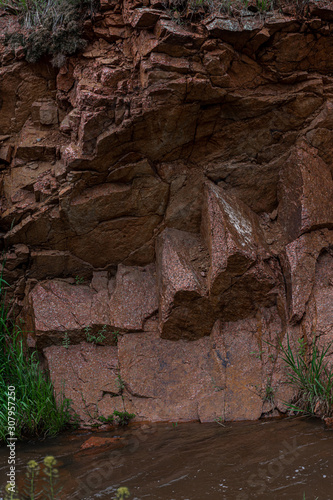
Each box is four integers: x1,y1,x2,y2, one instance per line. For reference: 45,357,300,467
168,0,309,16
0,0,98,65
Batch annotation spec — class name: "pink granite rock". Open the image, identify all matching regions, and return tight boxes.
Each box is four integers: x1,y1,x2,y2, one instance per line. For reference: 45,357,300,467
130,8,161,28
278,143,333,242
44,343,122,423
219,261,278,321
156,228,214,340
119,332,226,422
201,182,269,298
43,313,300,424
310,249,333,361
281,229,333,322
201,182,278,319
61,176,169,267
119,311,289,423
109,263,158,331
29,263,159,346
29,280,108,345
211,319,263,421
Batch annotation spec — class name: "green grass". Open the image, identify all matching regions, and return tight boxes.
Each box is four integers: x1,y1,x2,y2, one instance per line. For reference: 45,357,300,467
0,275,73,442
280,335,333,418
113,410,136,426
98,410,136,427
0,0,45,15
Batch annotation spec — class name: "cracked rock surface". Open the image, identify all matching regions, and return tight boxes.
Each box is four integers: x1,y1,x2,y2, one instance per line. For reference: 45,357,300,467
1,0,333,423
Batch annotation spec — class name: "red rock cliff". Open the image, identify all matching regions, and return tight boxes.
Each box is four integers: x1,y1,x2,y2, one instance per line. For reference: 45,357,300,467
0,0,332,423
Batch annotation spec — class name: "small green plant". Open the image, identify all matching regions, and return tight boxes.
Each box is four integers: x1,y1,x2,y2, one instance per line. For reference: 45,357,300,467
250,349,265,359
250,347,276,362
43,455,61,500
114,487,130,500
3,483,19,500
264,382,274,403
112,330,121,345
214,416,226,427
97,409,135,427
75,275,84,285
172,421,178,428
23,459,40,500
256,0,273,12
117,373,125,392
62,331,70,349
97,324,107,342
3,455,63,499
167,0,277,20
2,456,130,499
98,414,114,425
85,324,107,344
80,391,99,421
253,377,275,405
113,410,135,427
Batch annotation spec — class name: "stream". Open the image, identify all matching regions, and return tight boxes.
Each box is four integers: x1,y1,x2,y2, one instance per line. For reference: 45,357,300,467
0,418,332,499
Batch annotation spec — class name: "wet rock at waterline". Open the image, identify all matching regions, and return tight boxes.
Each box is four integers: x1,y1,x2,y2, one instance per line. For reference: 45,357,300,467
44,343,123,421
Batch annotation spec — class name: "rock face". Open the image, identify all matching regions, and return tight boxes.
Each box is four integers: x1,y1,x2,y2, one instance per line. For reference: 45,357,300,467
29,264,158,346
156,227,213,340
44,343,124,420
1,0,333,424
278,143,333,242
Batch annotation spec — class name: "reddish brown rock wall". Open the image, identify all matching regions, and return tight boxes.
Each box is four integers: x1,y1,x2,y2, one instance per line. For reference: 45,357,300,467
1,0,333,424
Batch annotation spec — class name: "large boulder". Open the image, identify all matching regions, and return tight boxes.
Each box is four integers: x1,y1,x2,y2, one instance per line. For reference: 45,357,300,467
278,143,333,242
156,228,214,340
281,229,333,322
201,182,269,298
62,176,169,267
201,182,280,320
109,263,158,331
28,264,159,346
44,343,123,423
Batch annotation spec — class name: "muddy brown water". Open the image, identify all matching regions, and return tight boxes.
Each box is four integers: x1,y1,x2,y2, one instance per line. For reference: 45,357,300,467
0,418,332,499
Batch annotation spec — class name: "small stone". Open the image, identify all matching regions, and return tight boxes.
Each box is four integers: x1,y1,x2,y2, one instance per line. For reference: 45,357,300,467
80,436,123,451
324,417,333,429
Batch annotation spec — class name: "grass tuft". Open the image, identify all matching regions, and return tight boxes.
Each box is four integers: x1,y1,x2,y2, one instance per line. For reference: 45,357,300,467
0,273,74,442
280,335,333,418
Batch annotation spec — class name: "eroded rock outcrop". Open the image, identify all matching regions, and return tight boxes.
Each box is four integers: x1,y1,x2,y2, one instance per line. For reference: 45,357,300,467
278,142,333,242
156,227,212,340
1,0,333,424
29,263,158,346
44,343,124,420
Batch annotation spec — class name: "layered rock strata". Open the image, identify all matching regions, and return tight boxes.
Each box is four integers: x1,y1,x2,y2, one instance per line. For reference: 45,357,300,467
1,0,333,423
